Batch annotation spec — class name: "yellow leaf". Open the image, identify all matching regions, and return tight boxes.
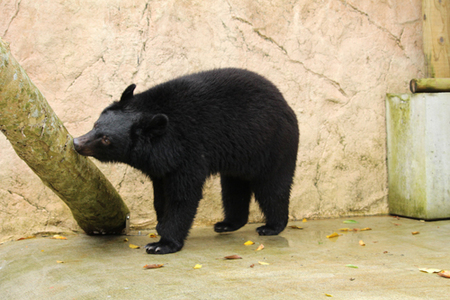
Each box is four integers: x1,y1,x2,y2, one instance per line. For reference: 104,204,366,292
123,238,129,242
244,240,254,246
255,244,265,251
143,264,164,269
339,228,350,231
193,264,202,269
326,232,339,238
412,231,420,235
302,218,307,222
258,261,270,265
148,233,158,238
56,260,64,264
419,268,442,273
359,240,365,246
52,235,67,240
129,244,140,249
361,228,372,231
325,294,333,297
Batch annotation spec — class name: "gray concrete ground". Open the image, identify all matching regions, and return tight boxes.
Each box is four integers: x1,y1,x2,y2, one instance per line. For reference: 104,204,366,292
1,216,449,299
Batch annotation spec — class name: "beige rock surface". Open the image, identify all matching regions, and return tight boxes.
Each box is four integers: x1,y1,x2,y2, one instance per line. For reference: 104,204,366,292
0,0,424,241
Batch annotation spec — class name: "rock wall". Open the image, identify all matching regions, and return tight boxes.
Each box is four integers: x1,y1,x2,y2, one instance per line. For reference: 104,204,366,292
0,0,424,241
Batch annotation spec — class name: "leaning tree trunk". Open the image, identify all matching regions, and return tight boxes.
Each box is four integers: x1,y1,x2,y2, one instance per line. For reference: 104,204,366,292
0,38,129,235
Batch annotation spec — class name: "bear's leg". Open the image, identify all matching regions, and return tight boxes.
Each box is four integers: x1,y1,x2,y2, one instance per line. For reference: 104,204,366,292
252,174,292,236
152,178,165,225
214,176,252,233
145,173,204,254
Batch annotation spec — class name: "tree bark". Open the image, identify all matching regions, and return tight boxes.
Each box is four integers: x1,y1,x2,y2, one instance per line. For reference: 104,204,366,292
0,37,129,235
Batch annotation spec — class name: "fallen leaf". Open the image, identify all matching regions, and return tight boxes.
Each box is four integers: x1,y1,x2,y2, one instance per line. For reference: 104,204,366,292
258,261,270,265
148,233,158,238
339,228,350,231
346,264,358,268
411,231,420,235
419,268,442,274
123,238,128,242
350,278,355,281
325,294,333,297
250,264,255,268
56,260,64,264
193,264,202,269
302,218,307,222
143,264,164,269
343,220,357,224
360,228,372,231
17,236,36,241
244,240,254,246
383,251,388,254
359,240,365,246
51,235,67,240
393,223,401,226
255,244,265,251
438,270,450,278
290,225,303,229
352,228,360,232
326,232,340,238
224,255,242,260
129,244,140,249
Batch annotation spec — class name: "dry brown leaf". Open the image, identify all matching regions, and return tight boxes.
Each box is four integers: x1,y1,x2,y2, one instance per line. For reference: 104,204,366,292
255,244,265,251
244,240,254,246
326,232,340,238
52,235,67,240
290,225,303,229
250,264,255,268
224,255,242,260
17,236,36,241
359,240,365,246
411,231,420,235
361,228,372,231
129,244,140,249
143,264,164,269
438,270,450,278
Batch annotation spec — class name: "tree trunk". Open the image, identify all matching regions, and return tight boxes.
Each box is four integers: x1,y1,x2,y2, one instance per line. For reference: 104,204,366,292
0,38,129,235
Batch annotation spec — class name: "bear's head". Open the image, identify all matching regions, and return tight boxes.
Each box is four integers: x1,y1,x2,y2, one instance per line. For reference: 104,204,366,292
73,84,168,164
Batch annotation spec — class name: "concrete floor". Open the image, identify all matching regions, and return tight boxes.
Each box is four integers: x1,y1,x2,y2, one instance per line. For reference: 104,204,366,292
1,216,449,299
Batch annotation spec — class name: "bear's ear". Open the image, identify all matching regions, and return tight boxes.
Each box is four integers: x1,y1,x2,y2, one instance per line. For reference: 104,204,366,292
120,84,136,103
134,114,169,137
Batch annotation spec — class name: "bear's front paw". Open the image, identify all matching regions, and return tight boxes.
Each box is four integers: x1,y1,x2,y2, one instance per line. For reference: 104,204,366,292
145,241,182,254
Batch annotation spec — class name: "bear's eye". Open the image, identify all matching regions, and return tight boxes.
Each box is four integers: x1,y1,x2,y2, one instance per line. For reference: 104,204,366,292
102,136,111,146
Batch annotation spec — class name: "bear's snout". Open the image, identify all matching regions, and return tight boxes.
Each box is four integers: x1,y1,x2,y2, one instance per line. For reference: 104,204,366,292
73,133,95,157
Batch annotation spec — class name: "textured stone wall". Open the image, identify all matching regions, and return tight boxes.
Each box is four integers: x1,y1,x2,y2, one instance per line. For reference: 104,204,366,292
0,0,424,241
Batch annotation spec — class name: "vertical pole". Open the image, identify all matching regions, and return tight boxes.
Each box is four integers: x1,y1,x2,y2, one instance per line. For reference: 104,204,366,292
422,0,450,77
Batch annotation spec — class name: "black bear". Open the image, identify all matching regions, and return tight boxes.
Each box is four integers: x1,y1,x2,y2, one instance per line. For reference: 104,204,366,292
73,68,299,254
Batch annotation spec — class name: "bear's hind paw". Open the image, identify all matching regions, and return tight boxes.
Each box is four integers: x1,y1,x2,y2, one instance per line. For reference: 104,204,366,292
145,241,182,254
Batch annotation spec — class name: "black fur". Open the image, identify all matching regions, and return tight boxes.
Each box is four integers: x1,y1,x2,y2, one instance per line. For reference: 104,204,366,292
73,68,299,254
